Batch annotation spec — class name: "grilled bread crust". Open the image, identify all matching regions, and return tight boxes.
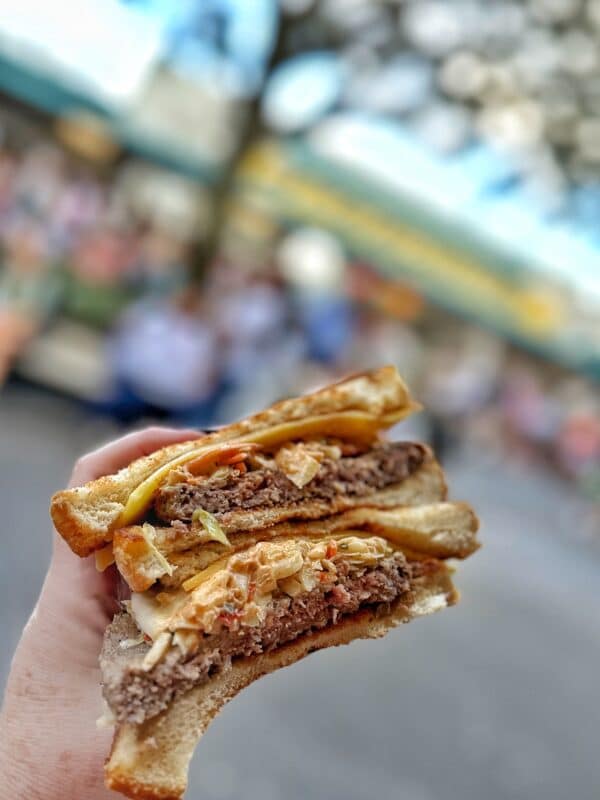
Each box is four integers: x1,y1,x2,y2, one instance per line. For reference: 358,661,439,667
51,367,415,556
112,460,458,592
105,568,457,800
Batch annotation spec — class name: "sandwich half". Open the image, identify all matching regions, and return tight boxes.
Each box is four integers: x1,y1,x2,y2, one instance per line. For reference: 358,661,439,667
51,366,479,800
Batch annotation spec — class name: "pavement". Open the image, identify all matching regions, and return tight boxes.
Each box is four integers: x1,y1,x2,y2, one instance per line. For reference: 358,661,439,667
1,383,599,800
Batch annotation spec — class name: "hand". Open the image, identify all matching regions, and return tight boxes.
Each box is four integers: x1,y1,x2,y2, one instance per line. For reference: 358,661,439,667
0,427,200,800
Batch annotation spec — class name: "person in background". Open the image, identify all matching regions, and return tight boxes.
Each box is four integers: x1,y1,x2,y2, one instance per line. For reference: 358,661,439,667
216,273,289,384
347,312,425,388
0,216,62,384
0,148,18,221
278,228,355,366
129,225,189,298
11,142,65,222
207,263,305,420
106,288,220,424
422,330,504,460
499,362,561,466
553,378,600,493
49,168,105,256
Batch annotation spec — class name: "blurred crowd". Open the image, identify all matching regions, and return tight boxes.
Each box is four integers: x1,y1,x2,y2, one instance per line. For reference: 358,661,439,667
63,258,600,500
418,327,600,499
0,116,597,498
1,0,599,504
0,114,205,378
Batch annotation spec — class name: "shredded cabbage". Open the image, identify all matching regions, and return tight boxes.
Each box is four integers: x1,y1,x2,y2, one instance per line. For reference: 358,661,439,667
275,444,321,488
142,631,173,671
141,523,174,577
94,543,115,572
191,509,232,548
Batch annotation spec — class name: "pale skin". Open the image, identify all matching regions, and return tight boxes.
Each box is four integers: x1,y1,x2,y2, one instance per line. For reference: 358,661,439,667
0,427,200,799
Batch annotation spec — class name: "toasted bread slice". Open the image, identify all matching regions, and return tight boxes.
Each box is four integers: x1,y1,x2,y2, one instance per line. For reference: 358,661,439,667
158,497,477,589
113,460,452,592
114,496,477,597
51,367,416,557
104,567,457,800
268,500,479,559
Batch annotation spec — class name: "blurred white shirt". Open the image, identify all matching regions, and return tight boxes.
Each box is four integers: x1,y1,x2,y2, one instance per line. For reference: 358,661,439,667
112,300,218,409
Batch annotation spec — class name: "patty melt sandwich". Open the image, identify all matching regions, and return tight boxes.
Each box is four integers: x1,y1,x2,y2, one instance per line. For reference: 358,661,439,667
51,366,479,800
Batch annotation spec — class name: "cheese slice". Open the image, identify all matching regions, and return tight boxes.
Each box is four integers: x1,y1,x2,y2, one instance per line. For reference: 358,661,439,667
117,408,417,527
130,589,188,640
94,542,115,572
181,556,232,592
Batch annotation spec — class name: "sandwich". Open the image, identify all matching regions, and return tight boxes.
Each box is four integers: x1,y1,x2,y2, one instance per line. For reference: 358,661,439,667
50,366,479,800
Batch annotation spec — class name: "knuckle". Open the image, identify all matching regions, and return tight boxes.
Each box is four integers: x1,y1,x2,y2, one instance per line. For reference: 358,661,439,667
74,454,89,471
142,425,164,437
70,454,93,486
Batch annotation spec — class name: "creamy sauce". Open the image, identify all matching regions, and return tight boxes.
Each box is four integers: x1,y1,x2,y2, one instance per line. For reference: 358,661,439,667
129,534,393,643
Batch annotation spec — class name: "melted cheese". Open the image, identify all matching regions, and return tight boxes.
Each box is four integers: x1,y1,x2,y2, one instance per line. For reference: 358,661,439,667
117,409,416,527
181,555,231,592
130,589,188,640
94,543,115,572
382,405,421,424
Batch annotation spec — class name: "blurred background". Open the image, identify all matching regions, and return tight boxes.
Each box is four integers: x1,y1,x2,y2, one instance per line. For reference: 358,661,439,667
0,1,599,798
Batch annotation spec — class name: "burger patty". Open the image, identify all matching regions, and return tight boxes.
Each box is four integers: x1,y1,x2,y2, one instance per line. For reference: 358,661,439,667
101,555,413,725
154,442,426,523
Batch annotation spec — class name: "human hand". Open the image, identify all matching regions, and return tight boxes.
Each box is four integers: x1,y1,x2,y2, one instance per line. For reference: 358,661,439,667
0,427,200,800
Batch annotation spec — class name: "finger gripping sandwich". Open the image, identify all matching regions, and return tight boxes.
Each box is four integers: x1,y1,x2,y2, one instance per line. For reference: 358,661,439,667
50,367,479,800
